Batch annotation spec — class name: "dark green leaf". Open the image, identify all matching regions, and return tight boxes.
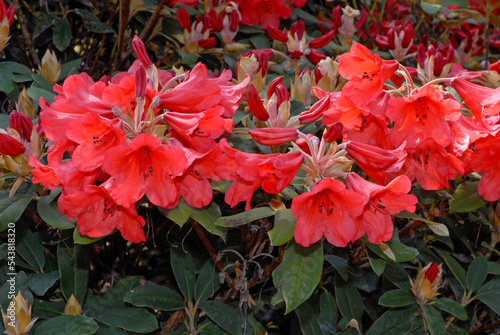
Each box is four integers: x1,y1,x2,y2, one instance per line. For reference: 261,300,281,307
267,209,296,246
0,62,32,74
423,305,446,335
31,73,55,91
198,300,262,335
190,202,225,240
29,271,60,296
0,243,7,260
72,8,114,33
124,282,184,311
249,34,270,49
215,207,275,228
437,250,467,289
194,260,220,303
430,298,467,320
295,302,322,335
318,291,337,334
367,249,386,276
365,229,418,262
38,196,76,229
60,58,82,79
278,241,323,313
0,68,15,94
365,304,420,335
57,240,89,303
170,247,195,301
0,192,35,231
17,230,46,271
335,273,364,323
467,256,488,292
450,181,487,213
33,299,64,319
95,326,128,335
383,262,411,291
475,279,500,315
27,86,57,105
53,17,72,51
90,306,158,333
0,271,32,312
420,1,442,15
325,254,349,281
164,197,191,227
33,314,98,335
378,289,416,307
487,261,500,275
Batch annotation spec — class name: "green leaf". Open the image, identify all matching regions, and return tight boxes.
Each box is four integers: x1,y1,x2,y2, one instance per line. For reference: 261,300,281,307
396,211,449,236
378,289,417,307
383,262,411,291
267,209,296,246
73,226,104,244
17,230,46,271
318,291,338,334
38,195,76,229
57,239,89,303
28,86,57,105
164,197,191,227
60,58,82,79
0,243,7,260
170,247,195,301
32,73,55,91
367,249,386,276
365,304,420,335
420,1,442,15
29,271,60,296
90,306,158,333
0,62,32,74
488,261,500,275
33,299,64,319
198,300,261,335
475,279,500,315
325,255,349,281
423,305,446,335
124,282,185,311
0,67,15,94
190,202,226,240
0,271,32,312
194,260,220,303
249,34,270,49
53,17,72,51
295,302,322,335
437,251,467,289
0,192,35,231
72,8,114,33
334,274,364,323
450,181,487,213
33,314,99,335
430,298,468,320
215,207,275,228
467,256,488,292
278,241,323,314
365,229,418,262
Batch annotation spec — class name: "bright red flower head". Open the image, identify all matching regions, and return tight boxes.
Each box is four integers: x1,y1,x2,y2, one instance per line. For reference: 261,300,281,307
291,178,365,247
236,0,292,30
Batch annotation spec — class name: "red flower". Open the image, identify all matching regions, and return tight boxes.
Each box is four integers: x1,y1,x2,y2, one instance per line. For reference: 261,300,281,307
338,42,398,108
102,133,189,208
0,133,25,156
235,0,292,30
291,178,365,247
66,112,126,172
386,85,463,149
346,173,417,244
9,111,33,142
470,135,500,201
59,185,146,243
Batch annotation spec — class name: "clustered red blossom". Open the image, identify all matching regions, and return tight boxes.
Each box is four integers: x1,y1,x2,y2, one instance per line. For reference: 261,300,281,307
1,0,499,249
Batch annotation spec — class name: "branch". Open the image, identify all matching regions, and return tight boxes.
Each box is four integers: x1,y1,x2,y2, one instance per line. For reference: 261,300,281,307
6,0,40,67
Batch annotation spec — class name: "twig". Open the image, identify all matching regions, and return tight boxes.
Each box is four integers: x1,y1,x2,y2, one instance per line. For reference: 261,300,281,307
246,245,285,289
5,0,40,67
112,0,131,72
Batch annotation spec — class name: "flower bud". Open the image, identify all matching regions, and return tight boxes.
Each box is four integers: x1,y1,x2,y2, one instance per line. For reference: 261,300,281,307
132,35,153,69
135,66,147,100
9,111,33,142
0,133,26,156
248,127,298,146
37,50,61,83
247,84,269,121
64,294,83,315
323,122,343,142
16,88,36,119
410,262,442,305
1,291,38,335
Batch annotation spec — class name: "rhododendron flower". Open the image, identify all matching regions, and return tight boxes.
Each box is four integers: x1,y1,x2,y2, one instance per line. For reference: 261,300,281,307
291,178,365,247
410,263,443,305
338,42,398,108
102,133,189,208
386,85,463,149
59,185,146,243
235,0,292,30
248,128,299,146
391,139,464,190
470,135,500,201
66,112,126,172
346,173,417,244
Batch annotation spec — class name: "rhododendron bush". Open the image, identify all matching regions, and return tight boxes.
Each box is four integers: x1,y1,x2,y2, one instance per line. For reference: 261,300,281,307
1,0,500,334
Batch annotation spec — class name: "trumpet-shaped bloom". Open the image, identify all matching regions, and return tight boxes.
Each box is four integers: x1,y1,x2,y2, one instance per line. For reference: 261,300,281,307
291,178,364,247
470,135,500,201
102,133,189,208
346,173,417,244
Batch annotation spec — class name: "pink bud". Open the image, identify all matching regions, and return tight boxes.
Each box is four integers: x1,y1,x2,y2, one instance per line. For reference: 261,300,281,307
305,49,327,64
9,111,33,142
267,26,288,42
135,66,147,100
132,35,153,68
309,30,335,49
247,84,269,121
